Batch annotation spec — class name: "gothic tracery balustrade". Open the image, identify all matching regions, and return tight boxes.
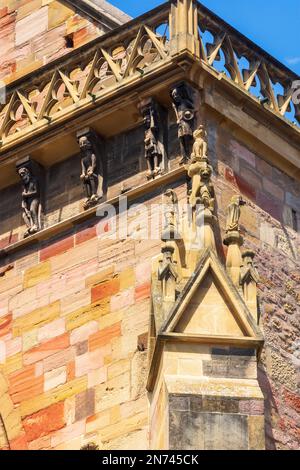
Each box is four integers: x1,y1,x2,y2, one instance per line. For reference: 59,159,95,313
0,0,299,150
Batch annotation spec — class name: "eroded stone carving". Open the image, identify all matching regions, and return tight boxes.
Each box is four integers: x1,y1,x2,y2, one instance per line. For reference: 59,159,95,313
225,195,246,234
171,82,195,164
188,127,214,213
139,98,166,181
16,158,43,239
77,129,105,210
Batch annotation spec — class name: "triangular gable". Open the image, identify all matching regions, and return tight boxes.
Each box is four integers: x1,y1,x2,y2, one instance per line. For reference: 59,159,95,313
160,249,263,342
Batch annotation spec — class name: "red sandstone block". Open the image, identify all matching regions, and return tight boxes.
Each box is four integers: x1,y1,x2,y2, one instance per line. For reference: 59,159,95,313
23,333,70,365
0,8,8,18
235,174,256,201
75,225,97,245
67,361,75,381
10,433,28,450
23,402,65,442
88,322,121,352
256,192,282,221
283,389,300,414
239,400,264,415
0,313,12,338
91,278,120,303
40,235,74,261
0,234,18,249
135,283,151,302
9,375,44,405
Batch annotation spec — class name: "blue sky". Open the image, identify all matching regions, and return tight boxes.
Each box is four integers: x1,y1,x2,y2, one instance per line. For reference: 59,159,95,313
110,0,300,75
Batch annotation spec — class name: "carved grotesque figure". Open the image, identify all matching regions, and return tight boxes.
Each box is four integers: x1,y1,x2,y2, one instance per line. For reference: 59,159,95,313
188,157,214,213
191,125,208,162
79,134,103,209
171,83,195,164
18,166,42,238
141,99,163,180
225,195,246,233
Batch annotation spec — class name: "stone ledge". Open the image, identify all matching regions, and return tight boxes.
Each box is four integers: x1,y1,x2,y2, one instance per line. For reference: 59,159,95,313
0,166,186,260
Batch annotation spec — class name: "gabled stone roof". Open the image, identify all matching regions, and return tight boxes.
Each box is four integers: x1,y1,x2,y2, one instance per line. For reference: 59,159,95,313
66,0,132,28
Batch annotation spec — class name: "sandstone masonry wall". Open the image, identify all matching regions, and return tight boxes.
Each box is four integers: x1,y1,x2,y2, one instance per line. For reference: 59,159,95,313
0,0,108,85
0,111,299,449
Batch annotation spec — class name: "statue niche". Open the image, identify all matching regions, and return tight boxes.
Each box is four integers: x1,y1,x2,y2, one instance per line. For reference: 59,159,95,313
138,98,166,181
16,158,44,239
171,82,195,165
77,129,105,210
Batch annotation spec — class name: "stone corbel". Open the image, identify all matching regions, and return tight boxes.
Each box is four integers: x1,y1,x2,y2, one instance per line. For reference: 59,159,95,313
16,156,45,239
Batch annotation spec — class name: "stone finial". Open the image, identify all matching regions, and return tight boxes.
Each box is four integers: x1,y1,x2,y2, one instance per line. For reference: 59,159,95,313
223,195,246,286
16,157,44,239
161,189,180,242
170,82,195,165
76,128,105,210
138,98,166,181
158,244,178,303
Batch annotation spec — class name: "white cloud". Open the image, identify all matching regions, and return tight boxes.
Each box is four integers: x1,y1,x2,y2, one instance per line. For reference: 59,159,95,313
286,57,300,65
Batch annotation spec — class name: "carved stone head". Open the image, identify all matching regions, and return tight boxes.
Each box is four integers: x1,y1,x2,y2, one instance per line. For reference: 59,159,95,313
193,125,207,140
78,135,93,151
18,167,31,184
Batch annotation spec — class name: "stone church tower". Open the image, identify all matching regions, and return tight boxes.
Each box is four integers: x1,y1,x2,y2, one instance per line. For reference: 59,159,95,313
0,0,299,450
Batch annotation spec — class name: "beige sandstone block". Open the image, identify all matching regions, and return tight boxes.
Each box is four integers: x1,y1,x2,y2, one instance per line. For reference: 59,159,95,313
23,261,51,289
1,353,23,375
99,411,147,443
85,266,115,288
95,372,131,413
17,0,42,20
44,366,67,392
23,329,38,353
13,301,61,337
248,416,265,450
66,300,110,331
107,358,131,381
86,409,110,434
48,1,74,30
20,376,87,418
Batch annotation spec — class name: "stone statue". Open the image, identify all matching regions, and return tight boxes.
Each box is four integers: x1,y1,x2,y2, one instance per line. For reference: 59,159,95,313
78,131,104,210
191,125,208,162
142,100,164,180
171,83,195,165
188,151,214,213
225,195,246,233
17,165,42,238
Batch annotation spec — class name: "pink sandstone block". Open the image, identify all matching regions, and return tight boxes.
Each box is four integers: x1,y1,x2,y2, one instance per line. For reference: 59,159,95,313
75,349,104,378
6,336,22,357
70,321,99,346
110,288,135,312
50,420,86,448
230,141,256,167
38,318,66,343
135,261,151,286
